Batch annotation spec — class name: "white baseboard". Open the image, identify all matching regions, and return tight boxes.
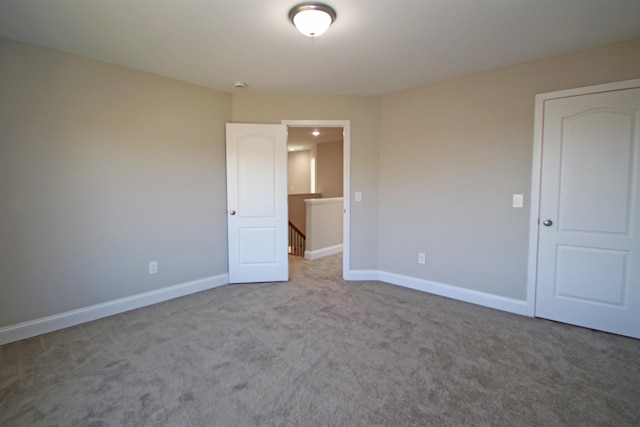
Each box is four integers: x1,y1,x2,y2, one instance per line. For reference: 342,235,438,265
345,269,529,316
0,274,229,346
304,244,343,260
377,271,529,316
1,269,531,346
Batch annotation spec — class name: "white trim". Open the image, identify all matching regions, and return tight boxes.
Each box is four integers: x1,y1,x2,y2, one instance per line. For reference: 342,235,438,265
304,244,343,260
1,266,536,346
526,78,640,319
342,123,351,278
281,120,351,280
535,78,640,100
0,274,229,346
526,94,544,317
378,271,529,316
344,269,527,316
304,197,343,204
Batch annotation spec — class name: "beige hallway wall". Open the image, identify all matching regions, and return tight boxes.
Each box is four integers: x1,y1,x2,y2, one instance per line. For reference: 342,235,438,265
379,39,640,300
0,39,232,327
287,150,311,194
316,141,344,198
288,193,320,235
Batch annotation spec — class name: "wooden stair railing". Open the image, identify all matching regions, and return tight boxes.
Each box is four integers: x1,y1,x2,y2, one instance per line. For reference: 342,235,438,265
288,221,306,256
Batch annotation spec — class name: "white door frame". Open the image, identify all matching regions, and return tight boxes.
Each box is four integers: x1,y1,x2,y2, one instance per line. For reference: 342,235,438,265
526,78,640,317
282,119,351,280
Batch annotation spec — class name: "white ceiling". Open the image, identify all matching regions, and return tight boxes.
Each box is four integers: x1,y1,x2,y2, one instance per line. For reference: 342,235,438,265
288,127,343,151
1,0,639,96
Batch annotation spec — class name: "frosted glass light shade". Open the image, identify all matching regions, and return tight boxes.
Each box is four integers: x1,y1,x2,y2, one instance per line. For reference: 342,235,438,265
289,3,336,38
293,9,332,37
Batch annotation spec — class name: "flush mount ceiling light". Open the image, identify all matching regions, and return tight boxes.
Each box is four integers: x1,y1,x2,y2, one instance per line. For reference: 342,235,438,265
289,2,336,38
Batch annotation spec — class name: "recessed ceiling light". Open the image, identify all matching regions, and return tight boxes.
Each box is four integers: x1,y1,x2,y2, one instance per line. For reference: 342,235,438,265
312,131,320,136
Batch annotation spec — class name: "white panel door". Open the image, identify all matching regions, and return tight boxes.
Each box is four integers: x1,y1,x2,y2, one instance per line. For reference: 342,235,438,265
536,86,640,338
226,123,288,283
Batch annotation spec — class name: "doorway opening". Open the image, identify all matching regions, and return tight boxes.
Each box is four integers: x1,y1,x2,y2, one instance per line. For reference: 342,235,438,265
283,120,351,280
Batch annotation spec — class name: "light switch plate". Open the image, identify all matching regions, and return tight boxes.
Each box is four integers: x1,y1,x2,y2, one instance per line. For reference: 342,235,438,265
512,194,524,208
355,191,362,202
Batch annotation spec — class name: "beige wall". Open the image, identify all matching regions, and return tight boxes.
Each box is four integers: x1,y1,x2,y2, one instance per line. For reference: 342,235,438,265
288,193,320,235
287,150,311,194
305,198,344,253
379,39,640,300
232,94,380,270
3,34,638,331
316,141,343,198
0,39,232,327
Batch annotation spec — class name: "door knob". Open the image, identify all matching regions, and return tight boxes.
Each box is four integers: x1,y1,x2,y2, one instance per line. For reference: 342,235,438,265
229,210,236,216
542,219,553,226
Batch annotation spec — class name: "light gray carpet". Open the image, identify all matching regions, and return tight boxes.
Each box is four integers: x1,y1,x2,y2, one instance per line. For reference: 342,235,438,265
1,253,639,426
